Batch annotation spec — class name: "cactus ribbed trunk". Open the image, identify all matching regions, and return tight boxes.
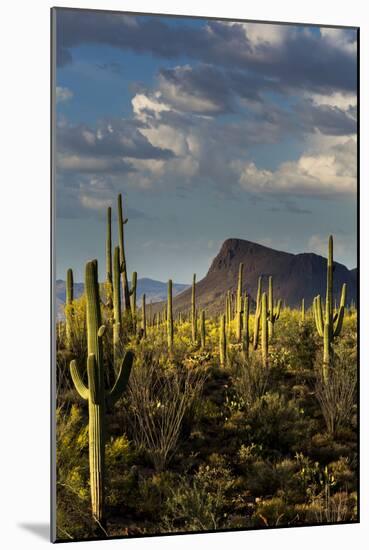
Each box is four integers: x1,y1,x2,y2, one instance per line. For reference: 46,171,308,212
117,194,131,314
85,261,105,525
65,268,74,351
130,271,137,332
243,294,249,356
112,247,121,364
105,207,112,308
191,274,197,343
142,294,146,337
219,314,226,367
301,298,305,323
253,276,262,350
167,280,173,352
200,310,206,349
261,292,268,368
236,263,243,342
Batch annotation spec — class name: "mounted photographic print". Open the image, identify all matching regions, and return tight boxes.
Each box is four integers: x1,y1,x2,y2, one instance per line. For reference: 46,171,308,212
51,7,359,542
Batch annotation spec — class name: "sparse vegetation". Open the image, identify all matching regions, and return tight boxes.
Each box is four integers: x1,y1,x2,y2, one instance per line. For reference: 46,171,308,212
55,195,357,540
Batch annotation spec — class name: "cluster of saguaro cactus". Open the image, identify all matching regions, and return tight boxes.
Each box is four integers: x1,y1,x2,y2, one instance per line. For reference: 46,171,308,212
70,260,134,527
313,235,347,382
65,268,74,351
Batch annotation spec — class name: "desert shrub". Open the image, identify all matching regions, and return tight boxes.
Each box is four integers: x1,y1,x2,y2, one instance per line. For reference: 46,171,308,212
315,353,357,436
127,360,206,471
232,353,269,408
162,455,234,532
244,392,308,455
253,496,298,527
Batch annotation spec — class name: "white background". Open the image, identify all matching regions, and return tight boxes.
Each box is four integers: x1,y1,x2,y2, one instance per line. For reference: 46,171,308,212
0,0,367,548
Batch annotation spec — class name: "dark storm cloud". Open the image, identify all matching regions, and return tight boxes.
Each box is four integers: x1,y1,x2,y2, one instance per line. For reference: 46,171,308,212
294,101,357,136
56,118,174,174
56,9,357,95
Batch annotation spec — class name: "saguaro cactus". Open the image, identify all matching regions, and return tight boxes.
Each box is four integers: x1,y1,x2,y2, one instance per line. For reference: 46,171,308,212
253,276,262,350
261,292,269,368
242,294,250,356
167,280,173,352
105,207,113,308
117,194,131,314
236,263,244,342
191,274,197,343
130,272,137,332
142,293,147,337
219,314,227,367
70,260,134,527
200,310,206,349
65,268,74,350
313,236,347,381
112,247,121,364
267,276,281,339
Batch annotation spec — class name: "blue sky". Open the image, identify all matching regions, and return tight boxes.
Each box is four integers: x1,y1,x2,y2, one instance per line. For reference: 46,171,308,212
54,9,357,283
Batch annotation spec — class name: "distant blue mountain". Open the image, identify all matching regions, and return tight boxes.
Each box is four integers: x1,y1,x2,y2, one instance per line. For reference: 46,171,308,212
55,277,189,319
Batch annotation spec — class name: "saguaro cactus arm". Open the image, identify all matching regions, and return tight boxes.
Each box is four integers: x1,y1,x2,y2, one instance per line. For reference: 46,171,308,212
70,360,89,399
313,295,324,337
108,351,134,406
333,283,347,337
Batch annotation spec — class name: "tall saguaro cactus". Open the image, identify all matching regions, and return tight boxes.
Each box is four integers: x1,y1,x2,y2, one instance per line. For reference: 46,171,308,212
267,276,281,339
117,194,131,314
130,272,137,332
167,280,173,352
142,293,147,338
261,292,269,368
242,294,250,356
191,274,197,343
65,268,74,351
313,235,347,381
70,260,134,527
112,247,121,364
219,314,227,367
200,310,206,349
236,263,244,342
105,207,113,308
253,276,262,350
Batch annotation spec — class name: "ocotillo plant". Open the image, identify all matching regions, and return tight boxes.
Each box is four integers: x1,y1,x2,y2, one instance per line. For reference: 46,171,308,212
142,293,147,337
261,292,269,368
167,280,173,352
112,246,121,366
236,263,244,342
313,235,347,381
267,276,281,339
65,268,74,351
200,310,206,349
253,276,262,350
117,193,131,314
130,272,137,332
219,314,227,367
192,274,197,343
70,260,134,527
242,294,250,356
105,207,113,308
